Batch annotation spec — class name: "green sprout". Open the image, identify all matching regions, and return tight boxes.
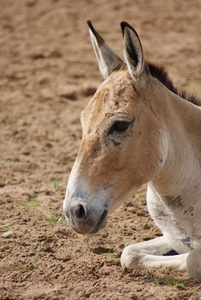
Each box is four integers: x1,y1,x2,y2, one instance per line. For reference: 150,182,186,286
26,198,39,209
102,251,119,259
53,177,63,191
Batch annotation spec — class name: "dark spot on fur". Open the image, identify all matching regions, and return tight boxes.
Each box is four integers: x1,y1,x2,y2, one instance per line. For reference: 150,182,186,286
183,206,194,216
164,195,183,208
132,84,140,97
176,195,182,202
189,207,194,216
112,140,121,147
181,237,193,250
157,210,170,219
103,182,113,191
116,87,127,98
115,101,119,107
92,137,102,157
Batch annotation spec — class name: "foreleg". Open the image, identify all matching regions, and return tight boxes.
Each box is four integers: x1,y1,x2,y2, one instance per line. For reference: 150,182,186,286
121,236,188,272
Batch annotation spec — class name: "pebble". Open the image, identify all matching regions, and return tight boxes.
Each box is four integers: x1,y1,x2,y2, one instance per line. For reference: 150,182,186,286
3,231,14,238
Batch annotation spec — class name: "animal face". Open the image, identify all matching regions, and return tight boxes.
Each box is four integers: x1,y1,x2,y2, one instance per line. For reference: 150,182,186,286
79,69,160,199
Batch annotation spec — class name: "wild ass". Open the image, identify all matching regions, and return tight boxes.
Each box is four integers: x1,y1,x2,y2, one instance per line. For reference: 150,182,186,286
63,21,201,279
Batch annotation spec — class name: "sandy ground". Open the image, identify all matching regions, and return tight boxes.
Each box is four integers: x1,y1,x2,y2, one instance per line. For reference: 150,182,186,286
1,0,201,299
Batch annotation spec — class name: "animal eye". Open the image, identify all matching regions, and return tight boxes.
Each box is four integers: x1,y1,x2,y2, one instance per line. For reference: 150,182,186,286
109,121,130,135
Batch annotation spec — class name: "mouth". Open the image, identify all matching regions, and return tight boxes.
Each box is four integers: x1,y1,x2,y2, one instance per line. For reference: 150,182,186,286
90,210,108,234
71,209,108,235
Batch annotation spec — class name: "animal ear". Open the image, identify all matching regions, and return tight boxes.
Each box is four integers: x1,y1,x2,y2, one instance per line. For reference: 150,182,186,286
87,20,123,79
121,22,150,88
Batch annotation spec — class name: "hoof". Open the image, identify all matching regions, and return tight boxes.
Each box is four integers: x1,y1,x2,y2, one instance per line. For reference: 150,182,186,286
120,246,141,269
186,248,201,279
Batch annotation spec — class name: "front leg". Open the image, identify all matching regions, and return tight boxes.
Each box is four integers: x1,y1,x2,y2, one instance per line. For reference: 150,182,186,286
121,236,188,272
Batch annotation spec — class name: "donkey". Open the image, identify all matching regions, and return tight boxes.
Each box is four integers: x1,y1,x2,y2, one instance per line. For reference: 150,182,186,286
63,20,201,279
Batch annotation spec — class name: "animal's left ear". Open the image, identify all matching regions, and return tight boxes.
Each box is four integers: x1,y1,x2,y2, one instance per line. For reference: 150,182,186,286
121,22,150,88
87,20,123,79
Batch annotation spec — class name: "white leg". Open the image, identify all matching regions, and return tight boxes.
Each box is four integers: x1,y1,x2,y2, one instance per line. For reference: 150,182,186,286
121,236,188,272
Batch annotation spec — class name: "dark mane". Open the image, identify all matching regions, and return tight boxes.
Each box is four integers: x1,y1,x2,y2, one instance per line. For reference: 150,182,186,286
148,61,201,107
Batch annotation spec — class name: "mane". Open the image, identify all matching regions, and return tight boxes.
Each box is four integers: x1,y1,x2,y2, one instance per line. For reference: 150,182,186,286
148,61,201,107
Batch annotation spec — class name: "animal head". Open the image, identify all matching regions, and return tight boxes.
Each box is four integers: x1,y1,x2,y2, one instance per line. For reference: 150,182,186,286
63,21,168,234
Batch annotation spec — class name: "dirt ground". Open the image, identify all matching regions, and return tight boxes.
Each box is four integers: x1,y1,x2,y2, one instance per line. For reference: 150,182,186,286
1,0,201,299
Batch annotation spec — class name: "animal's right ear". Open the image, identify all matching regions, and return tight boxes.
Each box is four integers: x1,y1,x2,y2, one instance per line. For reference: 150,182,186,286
87,20,123,79
121,22,150,88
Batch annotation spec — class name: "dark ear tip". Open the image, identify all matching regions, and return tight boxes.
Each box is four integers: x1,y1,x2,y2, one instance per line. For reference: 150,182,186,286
87,20,97,36
120,21,134,31
120,21,126,34
121,21,129,29
120,21,140,40
87,20,92,27
87,20,94,31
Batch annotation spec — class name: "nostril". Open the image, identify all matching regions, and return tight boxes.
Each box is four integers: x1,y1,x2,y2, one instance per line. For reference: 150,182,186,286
74,204,86,221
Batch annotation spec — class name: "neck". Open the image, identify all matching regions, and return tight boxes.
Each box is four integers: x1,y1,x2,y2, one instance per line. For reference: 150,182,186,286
150,83,201,199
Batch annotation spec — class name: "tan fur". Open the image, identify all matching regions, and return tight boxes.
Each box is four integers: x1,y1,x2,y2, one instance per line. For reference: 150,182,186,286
79,71,161,199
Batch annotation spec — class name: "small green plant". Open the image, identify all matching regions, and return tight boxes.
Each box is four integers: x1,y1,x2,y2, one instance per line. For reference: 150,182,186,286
28,263,38,271
5,223,12,228
167,276,186,289
33,211,43,226
33,211,66,226
102,251,119,259
56,214,68,227
43,213,62,224
154,277,161,286
45,236,52,242
0,182,5,188
116,217,120,229
56,214,63,223
167,276,177,287
138,189,146,196
26,198,39,209
154,276,186,289
16,259,23,271
177,282,186,290
50,215,62,223
53,177,63,191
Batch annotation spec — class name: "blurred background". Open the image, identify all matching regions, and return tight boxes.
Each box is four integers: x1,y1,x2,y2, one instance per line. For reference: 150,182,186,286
1,1,201,299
